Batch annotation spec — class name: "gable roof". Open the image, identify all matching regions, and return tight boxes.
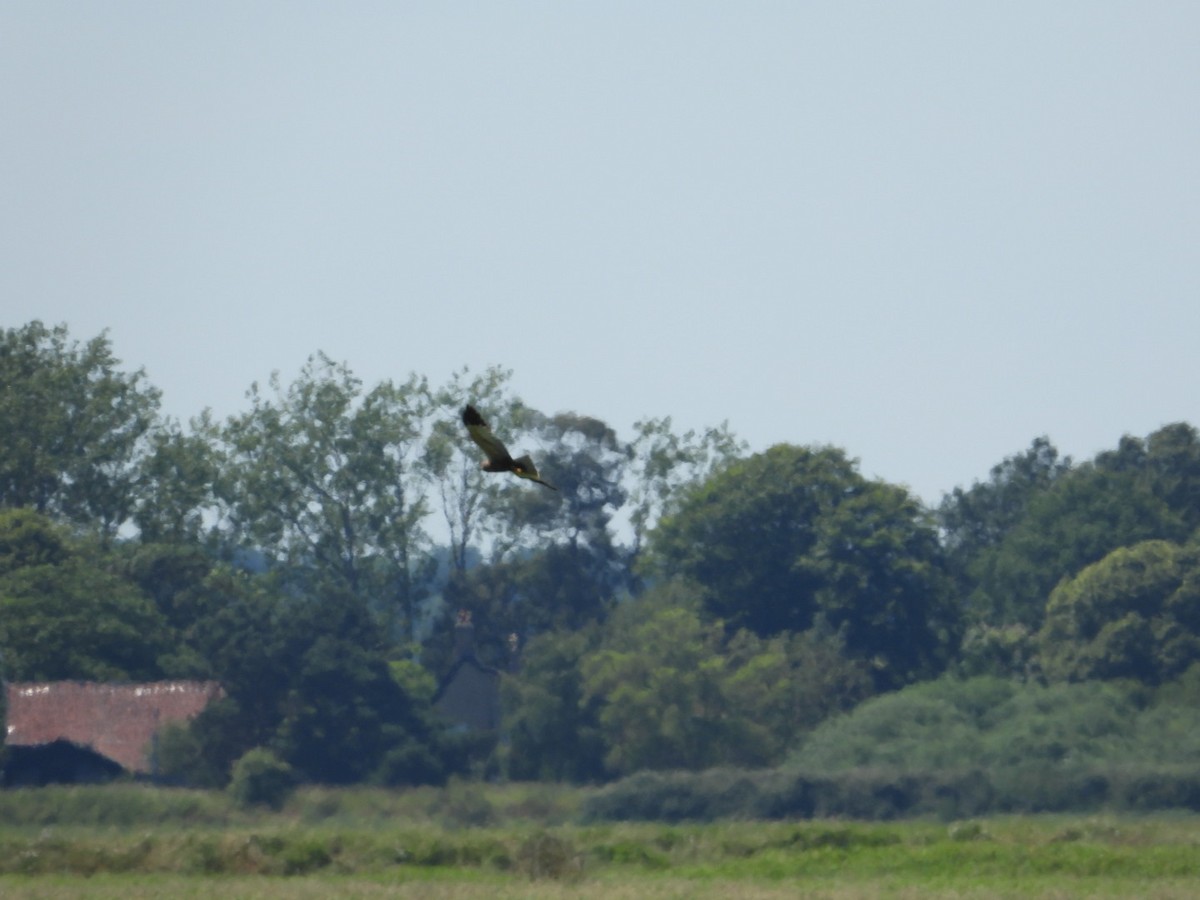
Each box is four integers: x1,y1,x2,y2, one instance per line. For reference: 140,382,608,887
5,681,223,773
433,656,501,732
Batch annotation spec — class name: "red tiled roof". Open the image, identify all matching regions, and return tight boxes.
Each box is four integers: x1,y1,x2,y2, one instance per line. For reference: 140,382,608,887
5,681,223,773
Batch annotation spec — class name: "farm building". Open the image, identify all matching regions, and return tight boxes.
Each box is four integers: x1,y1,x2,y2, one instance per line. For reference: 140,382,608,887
3,680,223,785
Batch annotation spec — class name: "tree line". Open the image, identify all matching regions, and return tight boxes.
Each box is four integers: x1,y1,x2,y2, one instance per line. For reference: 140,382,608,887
2,319,1199,788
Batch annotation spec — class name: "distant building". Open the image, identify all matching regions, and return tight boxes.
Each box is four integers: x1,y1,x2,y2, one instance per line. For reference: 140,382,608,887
4,680,223,783
432,611,502,732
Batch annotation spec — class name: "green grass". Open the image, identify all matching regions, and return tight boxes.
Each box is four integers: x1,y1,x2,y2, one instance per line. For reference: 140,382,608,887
3,785,1200,897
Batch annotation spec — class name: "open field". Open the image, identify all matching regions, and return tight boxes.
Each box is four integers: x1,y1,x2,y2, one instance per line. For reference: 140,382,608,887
2,786,1200,898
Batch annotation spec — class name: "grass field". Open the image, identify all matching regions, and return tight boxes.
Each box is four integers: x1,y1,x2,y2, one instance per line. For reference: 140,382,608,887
1,785,1199,898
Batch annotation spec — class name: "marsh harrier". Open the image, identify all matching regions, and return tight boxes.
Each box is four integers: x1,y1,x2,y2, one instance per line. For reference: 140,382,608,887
462,404,558,491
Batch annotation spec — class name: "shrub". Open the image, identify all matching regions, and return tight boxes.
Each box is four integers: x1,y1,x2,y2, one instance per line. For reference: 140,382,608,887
227,748,296,811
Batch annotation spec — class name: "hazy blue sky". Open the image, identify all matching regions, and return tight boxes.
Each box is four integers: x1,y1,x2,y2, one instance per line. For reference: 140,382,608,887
4,3,1198,504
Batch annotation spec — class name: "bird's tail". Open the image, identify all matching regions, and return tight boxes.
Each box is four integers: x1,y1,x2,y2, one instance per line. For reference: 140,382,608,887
513,455,559,491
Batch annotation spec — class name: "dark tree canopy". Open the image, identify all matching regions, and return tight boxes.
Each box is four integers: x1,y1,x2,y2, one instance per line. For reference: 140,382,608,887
647,444,958,688
1039,539,1200,684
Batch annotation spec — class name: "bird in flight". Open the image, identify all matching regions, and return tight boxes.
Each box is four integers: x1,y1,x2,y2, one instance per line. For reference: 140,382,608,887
462,404,559,491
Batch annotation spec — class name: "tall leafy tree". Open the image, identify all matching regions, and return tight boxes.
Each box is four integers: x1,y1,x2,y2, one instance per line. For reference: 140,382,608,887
0,321,161,532
501,628,607,782
580,585,746,774
178,569,448,786
624,415,744,559
0,509,170,680
216,354,436,641
955,424,1200,634
1039,539,1200,684
647,444,957,688
1103,422,1200,533
272,593,445,784
132,415,221,545
434,408,630,669
575,581,871,773
421,366,515,575
969,462,1185,631
938,437,1071,582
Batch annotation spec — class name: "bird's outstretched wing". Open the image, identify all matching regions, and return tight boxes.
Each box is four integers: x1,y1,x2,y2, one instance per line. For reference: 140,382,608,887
461,404,559,491
462,404,513,467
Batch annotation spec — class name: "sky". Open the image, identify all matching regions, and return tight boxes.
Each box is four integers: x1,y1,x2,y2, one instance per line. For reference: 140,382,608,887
3,3,1198,506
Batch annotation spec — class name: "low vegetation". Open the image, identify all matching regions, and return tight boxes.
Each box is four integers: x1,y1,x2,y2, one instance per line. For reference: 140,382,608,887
3,785,1200,898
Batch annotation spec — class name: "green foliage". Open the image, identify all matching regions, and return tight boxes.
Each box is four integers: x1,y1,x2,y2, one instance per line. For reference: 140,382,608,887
0,784,232,828
441,540,622,671
154,721,208,786
272,599,437,785
515,830,581,880
502,629,607,783
228,748,297,810
581,767,982,822
215,353,438,641
131,420,221,545
580,587,751,774
958,424,1200,635
7,783,1200,898
422,364,516,575
647,445,958,688
576,585,874,775
433,777,497,827
937,437,1070,593
1039,540,1200,683
788,674,1200,788
0,321,162,532
954,622,1039,679
0,510,171,680
624,414,745,559
177,571,450,788
15,317,1200,794
648,444,854,635
789,676,1013,772
974,465,1183,630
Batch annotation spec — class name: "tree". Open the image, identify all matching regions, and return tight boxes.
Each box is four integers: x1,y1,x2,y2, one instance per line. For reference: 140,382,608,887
580,585,748,774
131,416,221,545
938,437,1070,592
968,463,1185,630
1103,422,1200,534
721,622,874,763
647,444,957,688
0,321,161,532
502,628,607,782
272,595,443,784
479,407,628,564
434,408,632,669
0,509,170,680
422,366,516,575
181,569,450,786
624,415,744,560
215,354,437,641
954,425,1200,634
172,568,294,785
1038,539,1200,684
577,582,873,774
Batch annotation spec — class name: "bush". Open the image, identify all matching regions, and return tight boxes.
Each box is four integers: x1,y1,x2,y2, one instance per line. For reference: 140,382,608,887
227,748,296,811
580,763,1200,822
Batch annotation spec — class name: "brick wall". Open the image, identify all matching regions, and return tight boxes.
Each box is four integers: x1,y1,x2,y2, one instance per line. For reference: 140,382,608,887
5,681,223,773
